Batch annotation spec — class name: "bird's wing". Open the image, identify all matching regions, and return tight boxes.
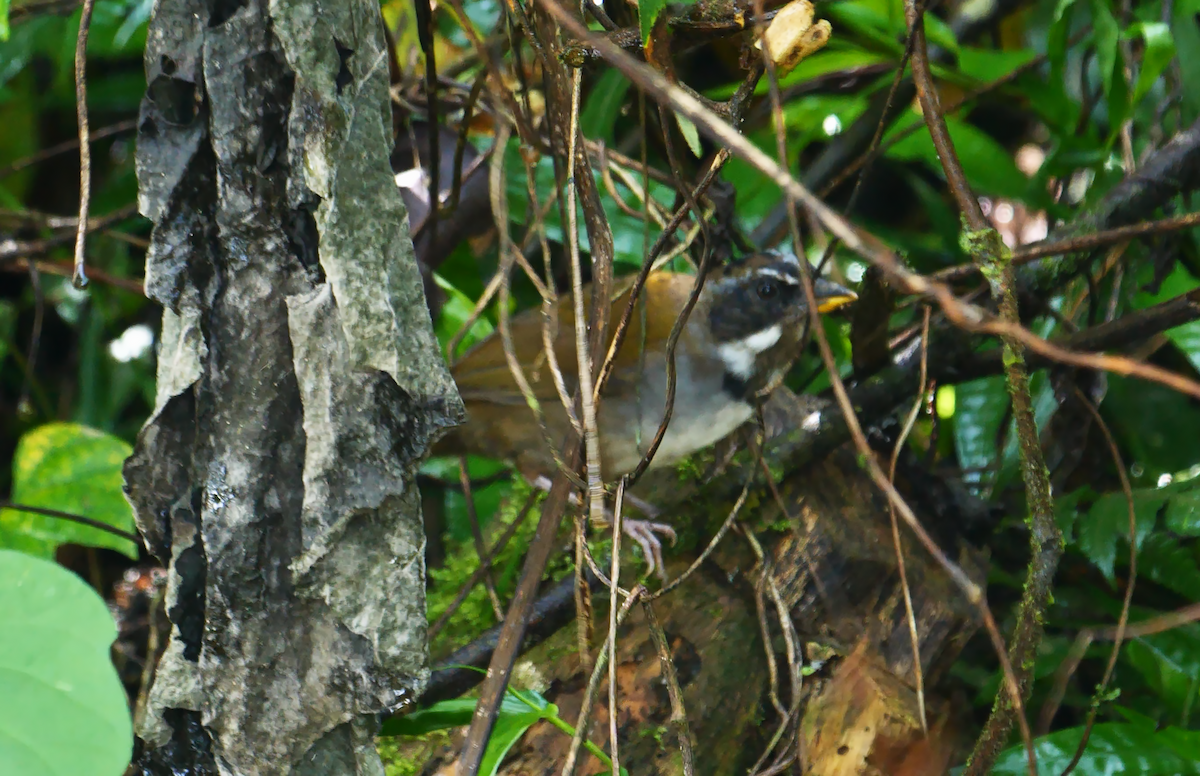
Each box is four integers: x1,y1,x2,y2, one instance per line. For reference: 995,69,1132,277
449,272,702,403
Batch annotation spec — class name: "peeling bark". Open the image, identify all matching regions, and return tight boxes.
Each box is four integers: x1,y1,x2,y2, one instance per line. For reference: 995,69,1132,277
123,0,462,773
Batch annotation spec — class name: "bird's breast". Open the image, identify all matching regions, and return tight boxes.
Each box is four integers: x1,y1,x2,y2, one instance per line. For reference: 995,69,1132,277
598,349,754,476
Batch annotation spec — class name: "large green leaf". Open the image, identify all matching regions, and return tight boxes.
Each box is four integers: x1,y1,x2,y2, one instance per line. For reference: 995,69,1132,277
435,273,495,359
1074,483,1172,581
1137,266,1200,374
986,722,1200,775
886,113,1042,206
1127,22,1177,109
1139,533,1200,601
952,374,1008,489
955,46,1037,83
1104,375,1200,486
0,423,137,559
581,69,631,142
1087,0,1129,134
0,549,133,776
1173,0,1200,122
1124,624,1200,720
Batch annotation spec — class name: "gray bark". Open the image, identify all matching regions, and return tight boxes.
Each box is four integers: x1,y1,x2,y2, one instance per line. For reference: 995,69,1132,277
123,0,462,773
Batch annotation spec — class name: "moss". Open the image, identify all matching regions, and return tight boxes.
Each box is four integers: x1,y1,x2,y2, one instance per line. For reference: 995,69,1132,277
377,730,452,776
426,480,545,656
675,451,709,483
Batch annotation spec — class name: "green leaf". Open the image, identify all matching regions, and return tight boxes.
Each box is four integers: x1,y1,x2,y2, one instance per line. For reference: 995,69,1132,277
1046,0,1077,82
1165,484,1200,536
1087,0,1128,134
382,690,551,776
0,423,137,559
380,694,535,737
675,114,702,157
0,0,9,42
0,549,133,776
1140,533,1200,600
1103,375,1200,485
580,69,631,142
987,723,1200,775
434,273,495,359
1136,266,1200,373
886,113,1041,205
1173,0,1200,122
822,3,903,57
1127,22,1177,108
922,13,958,55
952,374,1008,488
1075,484,1172,580
639,0,682,42
955,46,1036,83
1125,624,1200,718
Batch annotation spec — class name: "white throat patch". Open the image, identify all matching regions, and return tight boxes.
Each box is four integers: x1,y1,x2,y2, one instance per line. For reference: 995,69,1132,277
717,324,782,378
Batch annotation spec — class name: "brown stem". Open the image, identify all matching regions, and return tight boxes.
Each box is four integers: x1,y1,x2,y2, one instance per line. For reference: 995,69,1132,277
72,0,96,288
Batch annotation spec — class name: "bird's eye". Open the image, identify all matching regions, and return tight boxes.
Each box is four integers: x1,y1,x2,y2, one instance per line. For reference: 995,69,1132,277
757,280,779,300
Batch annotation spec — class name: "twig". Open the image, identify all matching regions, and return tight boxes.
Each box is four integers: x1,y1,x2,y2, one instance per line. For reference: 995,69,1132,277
742,528,804,776
647,477,752,600
887,306,931,733
559,585,645,776
1056,389,1138,776
643,599,696,776
458,123,585,774
428,489,540,640
459,457,505,621
0,204,141,265
5,257,143,295
0,501,142,545
935,211,1200,281
72,0,96,288
607,480,624,776
0,119,137,180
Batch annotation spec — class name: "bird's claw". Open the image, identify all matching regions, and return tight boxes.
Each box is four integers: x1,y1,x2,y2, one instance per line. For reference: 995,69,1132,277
620,519,676,582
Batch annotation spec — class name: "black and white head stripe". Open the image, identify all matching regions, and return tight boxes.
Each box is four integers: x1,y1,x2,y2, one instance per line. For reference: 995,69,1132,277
707,253,805,345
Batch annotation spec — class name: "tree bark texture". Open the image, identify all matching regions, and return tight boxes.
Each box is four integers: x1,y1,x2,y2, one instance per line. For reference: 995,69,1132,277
415,390,987,775
123,0,462,773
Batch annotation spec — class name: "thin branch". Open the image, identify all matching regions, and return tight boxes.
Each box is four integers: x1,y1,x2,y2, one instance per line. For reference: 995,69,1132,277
559,585,645,776
428,489,539,640
0,119,137,180
0,204,142,265
72,0,96,288
935,210,1200,281
887,306,931,734
0,501,142,545
1056,389,1138,776
459,457,505,621
643,599,696,776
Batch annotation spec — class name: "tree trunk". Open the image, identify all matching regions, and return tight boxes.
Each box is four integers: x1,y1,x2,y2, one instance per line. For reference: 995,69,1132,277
123,1,462,773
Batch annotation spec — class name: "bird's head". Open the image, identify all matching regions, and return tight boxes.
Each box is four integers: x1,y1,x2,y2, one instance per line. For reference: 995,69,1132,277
703,252,857,399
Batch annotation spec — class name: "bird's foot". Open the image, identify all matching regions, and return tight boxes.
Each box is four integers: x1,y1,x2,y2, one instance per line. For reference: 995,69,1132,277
530,475,674,580
619,518,677,582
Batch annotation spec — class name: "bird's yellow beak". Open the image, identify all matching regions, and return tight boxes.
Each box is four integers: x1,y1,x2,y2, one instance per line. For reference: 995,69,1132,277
813,278,858,313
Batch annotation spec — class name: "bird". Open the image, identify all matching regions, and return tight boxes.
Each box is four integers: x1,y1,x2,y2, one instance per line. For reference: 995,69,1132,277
434,252,857,577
